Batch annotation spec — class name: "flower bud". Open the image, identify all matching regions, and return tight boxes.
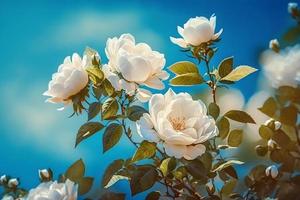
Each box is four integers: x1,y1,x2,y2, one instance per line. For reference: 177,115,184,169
206,182,215,195
0,175,8,184
38,169,52,182
264,118,281,131
267,139,277,150
265,165,278,178
269,39,280,53
7,178,19,188
288,2,298,15
255,145,268,156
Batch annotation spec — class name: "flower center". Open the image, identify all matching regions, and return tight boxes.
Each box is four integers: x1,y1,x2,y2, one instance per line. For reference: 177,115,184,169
169,116,186,131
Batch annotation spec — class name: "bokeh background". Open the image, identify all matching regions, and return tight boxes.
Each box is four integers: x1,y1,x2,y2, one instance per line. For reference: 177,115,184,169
0,0,295,199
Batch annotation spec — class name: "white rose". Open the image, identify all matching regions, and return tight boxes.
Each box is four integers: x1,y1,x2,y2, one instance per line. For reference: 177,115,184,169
170,15,223,48
261,45,300,88
136,89,218,160
7,178,19,188
27,179,77,200
104,33,169,102
43,53,89,109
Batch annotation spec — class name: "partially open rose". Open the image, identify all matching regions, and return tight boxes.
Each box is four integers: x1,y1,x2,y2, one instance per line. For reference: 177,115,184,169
136,89,218,160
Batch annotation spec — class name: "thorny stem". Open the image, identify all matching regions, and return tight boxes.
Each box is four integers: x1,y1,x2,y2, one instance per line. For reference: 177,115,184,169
204,57,217,104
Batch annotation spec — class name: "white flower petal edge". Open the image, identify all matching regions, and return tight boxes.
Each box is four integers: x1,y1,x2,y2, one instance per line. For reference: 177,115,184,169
27,179,78,200
136,89,219,160
103,33,169,102
170,15,223,48
43,53,89,109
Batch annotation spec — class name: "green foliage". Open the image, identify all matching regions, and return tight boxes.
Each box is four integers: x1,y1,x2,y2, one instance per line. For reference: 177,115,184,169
159,157,176,176
131,141,156,162
126,105,147,121
102,97,119,120
217,117,230,139
75,122,104,147
88,102,101,121
208,102,220,120
146,191,161,200
102,159,124,188
224,110,256,124
220,65,257,82
259,125,274,140
212,160,244,172
227,129,243,147
258,97,277,117
218,57,233,78
103,123,123,153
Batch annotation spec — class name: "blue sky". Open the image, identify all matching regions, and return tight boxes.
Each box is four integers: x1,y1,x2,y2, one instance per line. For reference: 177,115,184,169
0,0,293,199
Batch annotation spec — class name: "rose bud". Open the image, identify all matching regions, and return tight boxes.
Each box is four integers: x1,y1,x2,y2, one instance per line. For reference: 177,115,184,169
267,139,277,150
7,178,19,188
269,39,280,53
264,118,281,131
265,165,278,178
288,2,299,16
38,169,53,182
206,182,215,195
0,175,8,184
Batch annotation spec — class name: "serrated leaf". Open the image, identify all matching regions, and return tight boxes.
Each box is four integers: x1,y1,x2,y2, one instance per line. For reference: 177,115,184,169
208,102,220,120
102,97,118,120
170,73,204,86
102,159,124,187
212,160,244,172
228,129,243,147
169,61,199,75
75,122,104,147
131,141,156,162
224,110,256,124
217,117,230,139
258,97,277,117
103,123,123,153
65,159,85,181
104,175,128,188
218,57,233,78
86,66,104,84
221,179,237,196
259,125,273,140
78,177,93,195
130,166,158,196
102,79,115,96
159,157,176,176
88,102,101,121
127,106,147,121
221,65,257,82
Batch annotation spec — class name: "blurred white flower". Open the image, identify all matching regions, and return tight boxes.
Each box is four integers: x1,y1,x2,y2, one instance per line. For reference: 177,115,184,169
288,2,298,14
170,15,223,48
136,89,218,160
261,45,300,88
1,195,14,200
7,178,19,188
265,165,279,178
104,33,169,102
43,53,89,108
27,179,77,200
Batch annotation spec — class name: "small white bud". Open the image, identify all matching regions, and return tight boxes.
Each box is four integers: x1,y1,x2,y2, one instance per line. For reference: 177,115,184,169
265,165,278,178
267,139,277,149
274,121,281,131
0,175,8,184
7,178,19,188
269,39,280,52
288,2,298,14
264,118,281,131
38,169,52,182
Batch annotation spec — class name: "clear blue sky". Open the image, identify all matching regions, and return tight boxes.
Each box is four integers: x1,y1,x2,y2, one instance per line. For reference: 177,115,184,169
0,0,293,199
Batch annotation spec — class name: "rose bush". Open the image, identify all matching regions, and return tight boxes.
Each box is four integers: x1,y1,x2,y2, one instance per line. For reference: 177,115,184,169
137,88,218,160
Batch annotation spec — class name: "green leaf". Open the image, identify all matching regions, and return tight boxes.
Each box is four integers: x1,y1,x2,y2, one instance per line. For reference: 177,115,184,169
104,175,128,188
224,166,238,179
78,177,94,195
131,141,156,162
146,191,160,200
86,66,104,84
186,159,207,180
208,102,220,120
103,123,123,153
255,145,268,156
212,160,244,172
218,57,233,78
217,117,230,139
170,73,204,86
102,79,115,96
221,65,257,82
280,106,298,126
258,97,277,117
102,159,124,187
224,110,256,124
259,125,273,140
169,61,199,75
102,97,118,120
159,157,176,176
88,102,101,121
75,122,104,147
273,129,291,149
92,86,102,99
172,166,187,180
101,192,126,200
221,179,237,196
65,159,85,181
127,106,147,121
227,129,243,147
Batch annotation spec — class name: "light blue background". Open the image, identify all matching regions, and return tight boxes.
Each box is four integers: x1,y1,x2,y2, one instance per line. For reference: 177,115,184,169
0,0,294,199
